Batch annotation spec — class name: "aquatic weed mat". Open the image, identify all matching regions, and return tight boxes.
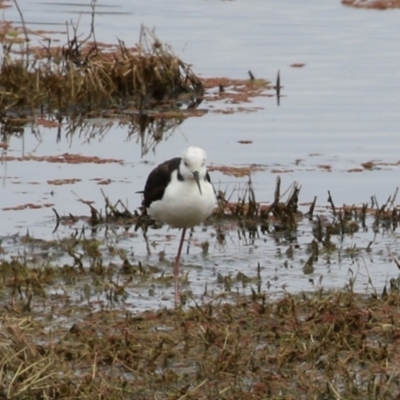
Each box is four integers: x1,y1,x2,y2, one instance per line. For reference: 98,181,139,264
2,289,400,399
50,176,400,236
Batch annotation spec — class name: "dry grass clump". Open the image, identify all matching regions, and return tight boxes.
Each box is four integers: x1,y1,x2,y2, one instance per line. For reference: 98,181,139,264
2,287,400,398
0,23,203,116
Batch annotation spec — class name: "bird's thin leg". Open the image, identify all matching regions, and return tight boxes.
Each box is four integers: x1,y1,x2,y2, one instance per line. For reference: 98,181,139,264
174,227,186,305
142,225,151,256
186,227,194,254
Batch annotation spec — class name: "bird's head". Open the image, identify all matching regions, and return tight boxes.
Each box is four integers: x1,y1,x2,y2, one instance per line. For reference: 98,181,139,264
180,146,208,195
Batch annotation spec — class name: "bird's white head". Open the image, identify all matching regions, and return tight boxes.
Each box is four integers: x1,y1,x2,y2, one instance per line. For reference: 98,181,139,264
180,146,208,195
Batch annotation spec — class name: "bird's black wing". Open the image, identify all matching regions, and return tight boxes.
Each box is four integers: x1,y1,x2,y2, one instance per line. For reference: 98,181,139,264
142,157,181,208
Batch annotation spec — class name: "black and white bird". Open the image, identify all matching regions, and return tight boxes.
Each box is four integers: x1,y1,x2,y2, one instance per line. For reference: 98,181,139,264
142,146,216,305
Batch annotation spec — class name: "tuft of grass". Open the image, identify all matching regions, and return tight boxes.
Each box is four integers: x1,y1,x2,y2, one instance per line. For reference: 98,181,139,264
0,22,203,116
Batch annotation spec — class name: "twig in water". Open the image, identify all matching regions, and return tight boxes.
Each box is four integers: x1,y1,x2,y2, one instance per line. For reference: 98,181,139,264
327,190,336,216
389,187,399,209
274,176,281,204
12,0,30,67
276,69,281,106
387,245,400,270
52,208,61,233
308,196,317,220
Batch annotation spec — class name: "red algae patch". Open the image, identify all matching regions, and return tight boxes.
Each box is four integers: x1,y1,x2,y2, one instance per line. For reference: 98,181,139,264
270,168,293,174
202,77,272,109
360,160,400,171
0,153,123,164
348,168,364,173
2,202,54,211
209,164,266,177
96,179,112,185
91,178,130,185
47,179,82,185
0,0,11,10
36,117,61,128
318,164,332,171
342,0,400,8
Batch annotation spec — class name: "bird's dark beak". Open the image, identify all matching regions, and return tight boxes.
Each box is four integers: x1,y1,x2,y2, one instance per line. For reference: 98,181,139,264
193,171,202,195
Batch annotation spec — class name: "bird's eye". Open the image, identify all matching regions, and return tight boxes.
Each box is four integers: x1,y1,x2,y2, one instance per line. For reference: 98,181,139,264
184,161,189,167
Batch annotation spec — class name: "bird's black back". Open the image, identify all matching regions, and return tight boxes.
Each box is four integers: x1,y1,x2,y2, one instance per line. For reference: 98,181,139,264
142,157,181,208
142,157,213,208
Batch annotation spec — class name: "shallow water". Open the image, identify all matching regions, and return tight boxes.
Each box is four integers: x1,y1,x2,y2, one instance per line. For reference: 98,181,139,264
1,0,400,310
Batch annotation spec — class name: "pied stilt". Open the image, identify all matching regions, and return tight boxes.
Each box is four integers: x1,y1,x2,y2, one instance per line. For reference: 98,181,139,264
141,146,216,305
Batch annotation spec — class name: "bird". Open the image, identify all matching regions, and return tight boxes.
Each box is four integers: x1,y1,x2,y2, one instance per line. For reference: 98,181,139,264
141,146,216,305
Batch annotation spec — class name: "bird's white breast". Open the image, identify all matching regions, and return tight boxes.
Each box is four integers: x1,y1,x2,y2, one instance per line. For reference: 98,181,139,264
148,170,215,228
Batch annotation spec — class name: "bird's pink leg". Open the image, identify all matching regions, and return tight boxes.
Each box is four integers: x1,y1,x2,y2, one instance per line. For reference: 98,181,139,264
174,228,186,305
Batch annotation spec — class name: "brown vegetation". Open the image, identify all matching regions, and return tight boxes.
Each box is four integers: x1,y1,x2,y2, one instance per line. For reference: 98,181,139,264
1,177,400,397
2,270,400,399
0,19,204,116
